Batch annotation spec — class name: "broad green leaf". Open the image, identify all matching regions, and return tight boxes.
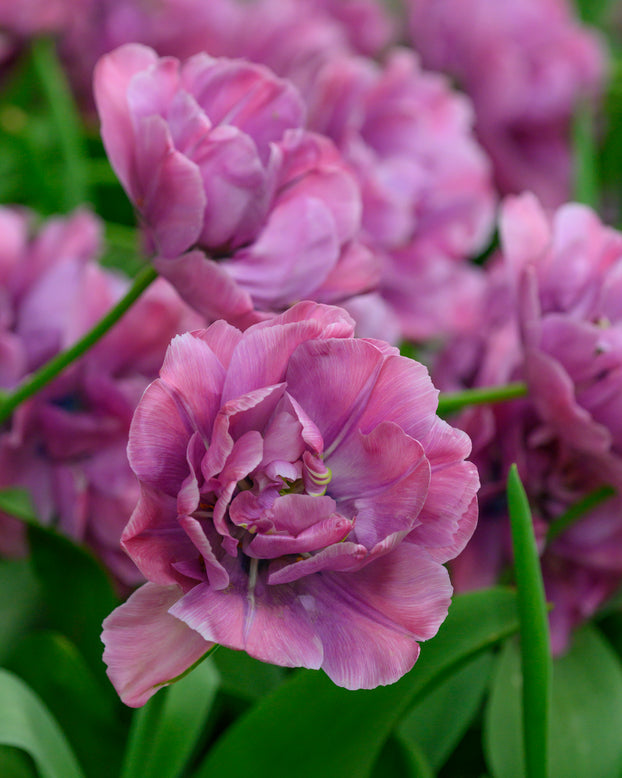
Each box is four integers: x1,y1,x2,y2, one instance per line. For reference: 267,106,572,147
399,651,493,770
0,669,84,778
485,626,622,778
0,746,37,778
371,732,435,778
213,647,286,701
573,0,614,24
0,558,41,663
27,524,119,684
121,658,220,778
6,631,127,778
0,488,37,524
192,588,519,778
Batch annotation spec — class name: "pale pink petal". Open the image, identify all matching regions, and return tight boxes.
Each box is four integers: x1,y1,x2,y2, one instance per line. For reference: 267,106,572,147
102,583,213,707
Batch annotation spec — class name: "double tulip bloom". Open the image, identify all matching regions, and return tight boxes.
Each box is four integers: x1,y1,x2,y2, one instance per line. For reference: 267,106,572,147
94,44,378,326
103,303,479,705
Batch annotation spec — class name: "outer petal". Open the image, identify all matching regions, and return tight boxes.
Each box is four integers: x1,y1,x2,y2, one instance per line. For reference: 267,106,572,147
308,544,452,689
94,43,159,197
169,573,324,670
102,583,213,707
154,251,258,328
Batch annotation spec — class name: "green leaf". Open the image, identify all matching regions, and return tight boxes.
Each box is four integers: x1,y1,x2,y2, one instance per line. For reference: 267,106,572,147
0,488,38,524
0,746,37,778
27,524,119,684
0,669,84,778
212,647,286,701
0,558,42,663
121,658,220,778
507,465,551,778
485,626,622,778
192,587,519,778
399,651,493,770
371,732,435,778
6,631,127,778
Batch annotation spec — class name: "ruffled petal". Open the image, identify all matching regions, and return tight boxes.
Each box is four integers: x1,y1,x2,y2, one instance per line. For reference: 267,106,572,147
102,583,213,707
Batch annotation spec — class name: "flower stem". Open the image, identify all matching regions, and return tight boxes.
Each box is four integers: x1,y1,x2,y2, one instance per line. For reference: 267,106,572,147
437,382,527,415
31,37,89,210
546,485,616,544
0,265,158,423
507,464,552,778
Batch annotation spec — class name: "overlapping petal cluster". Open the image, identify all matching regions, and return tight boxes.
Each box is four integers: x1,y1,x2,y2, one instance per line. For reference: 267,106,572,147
102,302,479,705
435,193,622,650
0,208,201,584
301,48,494,340
94,43,378,326
408,0,607,207
228,8,495,341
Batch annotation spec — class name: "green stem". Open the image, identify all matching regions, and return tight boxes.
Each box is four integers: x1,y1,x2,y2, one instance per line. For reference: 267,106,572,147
546,485,616,544
437,382,527,415
507,464,552,778
31,37,89,210
0,265,158,423
572,100,599,209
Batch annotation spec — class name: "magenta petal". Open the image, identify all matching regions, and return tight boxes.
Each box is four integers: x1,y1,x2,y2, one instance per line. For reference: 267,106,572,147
128,380,193,495
222,312,354,403
158,332,226,439
94,43,159,197
102,583,213,707
169,578,324,670
328,421,431,547
227,194,340,309
122,485,195,587
526,347,611,454
136,117,206,257
285,338,386,453
307,544,452,689
154,251,258,328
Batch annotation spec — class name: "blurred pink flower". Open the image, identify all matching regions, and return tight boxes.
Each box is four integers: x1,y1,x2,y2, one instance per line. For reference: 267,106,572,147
408,0,607,206
0,208,202,586
94,44,378,325
435,193,622,651
102,302,479,705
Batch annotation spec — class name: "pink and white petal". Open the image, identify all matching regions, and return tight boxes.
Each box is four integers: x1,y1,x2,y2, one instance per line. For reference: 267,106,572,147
128,380,193,495
194,319,243,372
354,353,439,439
222,322,354,404
94,43,159,196
526,347,611,454
247,300,354,338
178,515,229,590
329,421,431,547
159,331,226,439
308,544,452,689
169,577,324,670
122,486,196,587
408,463,480,563
135,115,206,257
227,195,340,310
499,192,551,274
285,338,386,454
267,541,368,585
102,583,213,707
154,251,257,328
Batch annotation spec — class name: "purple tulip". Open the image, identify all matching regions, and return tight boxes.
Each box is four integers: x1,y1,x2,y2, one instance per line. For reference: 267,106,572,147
94,44,378,326
0,207,202,586
435,193,622,652
407,0,606,207
102,302,479,705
